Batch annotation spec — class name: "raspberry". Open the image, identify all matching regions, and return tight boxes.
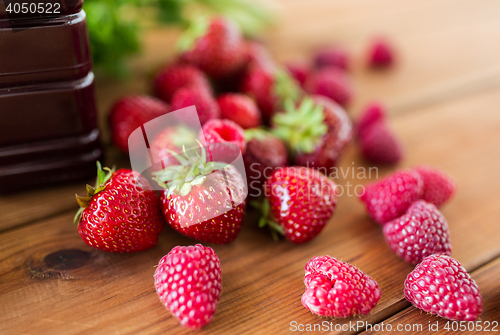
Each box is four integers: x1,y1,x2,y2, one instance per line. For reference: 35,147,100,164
313,46,350,71
301,255,381,317
405,254,482,321
368,38,395,68
154,244,222,329
304,67,353,108
285,62,310,87
360,121,403,164
356,102,386,138
360,170,424,224
200,119,246,163
415,166,456,207
383,200,452,264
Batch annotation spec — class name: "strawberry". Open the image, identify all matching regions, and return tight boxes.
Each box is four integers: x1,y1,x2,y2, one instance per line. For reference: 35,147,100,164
285,62,310,87
301,255,381,317
414,165,456,207
75,162,163,253
304,67,353,108
150,126,197,167
368,38,395,68
217,93,261,129
383,200,452,264
109,96,171,152
178,17,246,79
272,96,353,171
200,119,246,164
241,66,301,124
154,244,222,329
154,64,212,102
171,86,220,126
259,167,337,243
313,46,350,71
360,170,424,225
359,121,403,164
405,254,482,321
356,102,386,138
154,145,247,244
243,40,275,70
243,129,288,198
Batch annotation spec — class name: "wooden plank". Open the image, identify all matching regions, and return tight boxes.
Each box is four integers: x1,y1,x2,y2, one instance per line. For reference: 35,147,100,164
1,86,500,334
0,184,81,233
0,150,129,233
361,256,500,335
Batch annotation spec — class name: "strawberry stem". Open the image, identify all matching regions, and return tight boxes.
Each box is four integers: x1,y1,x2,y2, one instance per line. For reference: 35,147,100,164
176,17,209,52
272,97,328,154
153,141,231,197
252,198,285,240
74,161,116,224
273,68,301,103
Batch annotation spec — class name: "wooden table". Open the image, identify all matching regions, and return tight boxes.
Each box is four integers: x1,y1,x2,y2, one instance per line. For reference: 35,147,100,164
2,0,500,333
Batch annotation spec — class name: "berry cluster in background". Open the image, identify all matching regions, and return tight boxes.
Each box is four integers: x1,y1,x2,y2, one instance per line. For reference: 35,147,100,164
74,16,482,330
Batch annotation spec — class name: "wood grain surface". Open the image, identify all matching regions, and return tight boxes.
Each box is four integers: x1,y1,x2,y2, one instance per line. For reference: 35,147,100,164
1,0,500,334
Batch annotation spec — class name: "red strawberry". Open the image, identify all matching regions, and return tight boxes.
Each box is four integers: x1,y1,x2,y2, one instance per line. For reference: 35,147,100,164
154,145,247,244
304,67,353,108
301,255,381,317
200,119,246,164
260,167,337,243
383,200,452,264
244,40,275,70
414,165,456,207
75,162,163,253
368,38,395,68
154,244,222,329
109,96,171,152
179,17,246,78
243,129,288,198
150,126,197,166
285,62,310,87
272,96,353,170
154,64,212,102
405,254,482,321
356,102,386,137
217,93,261,129
241,66,301,124
313,46,350,71
360,170,424,224
360,121,403,164
171,86,220,126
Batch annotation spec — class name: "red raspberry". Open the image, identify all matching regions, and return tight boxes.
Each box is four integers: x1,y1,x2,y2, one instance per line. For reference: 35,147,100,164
171,86,220,126
200,119,246,162
360,170,424,224
368,38,395,68
405,254,482,321
285,62,310,87
154,64,212,102
313,46,350,71
304,67,353,108
383,200,452,264
217,93,261,129
154,244,222,329
360,121,403,164
301,255,381,317
356,102,386,138
415,165,457,207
